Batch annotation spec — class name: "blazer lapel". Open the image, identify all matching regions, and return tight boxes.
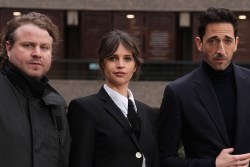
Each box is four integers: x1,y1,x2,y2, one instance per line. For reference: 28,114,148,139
98,87,130,129
194,67,230,146
98,87,142,151
234,65,250,151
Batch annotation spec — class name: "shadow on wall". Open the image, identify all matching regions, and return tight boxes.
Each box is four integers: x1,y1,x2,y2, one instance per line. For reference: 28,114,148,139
49,80,169,109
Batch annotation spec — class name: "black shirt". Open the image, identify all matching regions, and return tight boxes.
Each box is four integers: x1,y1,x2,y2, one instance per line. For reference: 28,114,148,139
202,60,236,147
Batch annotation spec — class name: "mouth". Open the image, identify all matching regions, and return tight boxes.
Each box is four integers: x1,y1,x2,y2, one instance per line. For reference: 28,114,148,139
213,57,226,62
29,62,42,65
28,63,42,69
114,71,126,76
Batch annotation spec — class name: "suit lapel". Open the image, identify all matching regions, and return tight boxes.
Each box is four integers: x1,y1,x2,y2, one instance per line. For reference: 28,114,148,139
234,65,250,151
194,67,230,146
98,87,142,151
98,87,130,129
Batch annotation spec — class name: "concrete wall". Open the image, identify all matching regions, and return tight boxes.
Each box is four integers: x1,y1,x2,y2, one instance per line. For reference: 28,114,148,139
1,0,250,11
50,80,169,109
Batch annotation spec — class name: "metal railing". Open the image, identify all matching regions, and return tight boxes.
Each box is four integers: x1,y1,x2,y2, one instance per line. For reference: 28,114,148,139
48,59,250,81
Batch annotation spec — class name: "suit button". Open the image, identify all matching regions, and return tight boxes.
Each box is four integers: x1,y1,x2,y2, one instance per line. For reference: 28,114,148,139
135,152,142,158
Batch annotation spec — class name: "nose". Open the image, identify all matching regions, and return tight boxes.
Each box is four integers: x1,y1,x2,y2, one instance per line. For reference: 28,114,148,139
32,46,42,58
216,41,226,55
116,59,124,68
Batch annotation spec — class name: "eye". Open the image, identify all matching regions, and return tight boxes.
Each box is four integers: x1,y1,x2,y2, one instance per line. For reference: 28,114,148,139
224,38,233,45
41,45,50,51
107,55,117,61
23,43,33,49
207,39,218,45
124,56,133,62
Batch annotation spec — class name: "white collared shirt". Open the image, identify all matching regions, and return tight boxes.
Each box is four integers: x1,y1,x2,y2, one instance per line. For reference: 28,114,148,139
103,84,137,118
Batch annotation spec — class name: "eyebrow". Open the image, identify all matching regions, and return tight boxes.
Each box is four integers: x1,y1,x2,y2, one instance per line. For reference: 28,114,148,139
124,54,133,57
207,35,234,40
110,53,133,57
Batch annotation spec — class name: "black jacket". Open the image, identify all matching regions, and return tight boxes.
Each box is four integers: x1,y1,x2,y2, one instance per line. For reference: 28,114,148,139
0,62,71,167
158,64,250,167
68,87,159,167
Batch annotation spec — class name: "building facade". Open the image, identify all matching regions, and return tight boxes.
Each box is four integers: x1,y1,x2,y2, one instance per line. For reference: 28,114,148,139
1,1,250,81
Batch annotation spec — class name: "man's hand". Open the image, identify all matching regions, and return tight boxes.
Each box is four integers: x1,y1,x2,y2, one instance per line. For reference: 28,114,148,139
216,148,250,167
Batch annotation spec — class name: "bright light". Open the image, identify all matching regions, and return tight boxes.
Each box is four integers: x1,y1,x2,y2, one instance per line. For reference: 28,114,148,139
13,12,21,16
238,15,247,20
126,14,135,19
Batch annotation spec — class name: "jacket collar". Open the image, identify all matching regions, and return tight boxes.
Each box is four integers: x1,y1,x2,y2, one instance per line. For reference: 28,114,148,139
3,60,48,98
194,66,231,146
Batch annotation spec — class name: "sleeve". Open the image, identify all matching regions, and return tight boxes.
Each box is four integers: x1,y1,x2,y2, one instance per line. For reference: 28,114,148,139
67,99,95,167
157,85,214,167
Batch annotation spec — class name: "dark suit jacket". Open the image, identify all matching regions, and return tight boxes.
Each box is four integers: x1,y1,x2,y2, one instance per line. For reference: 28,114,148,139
158,64,250,167
68,86,159,167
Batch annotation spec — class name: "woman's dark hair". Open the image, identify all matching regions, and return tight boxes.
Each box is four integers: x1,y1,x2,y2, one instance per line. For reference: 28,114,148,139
97,30,143,79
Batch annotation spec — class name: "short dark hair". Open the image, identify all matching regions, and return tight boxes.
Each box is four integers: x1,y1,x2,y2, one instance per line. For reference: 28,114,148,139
198,7,238,41
0,12,60,69
97,30,143,79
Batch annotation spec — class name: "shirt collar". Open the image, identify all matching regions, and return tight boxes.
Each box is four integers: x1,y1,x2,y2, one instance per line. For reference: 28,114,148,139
103,84,137,116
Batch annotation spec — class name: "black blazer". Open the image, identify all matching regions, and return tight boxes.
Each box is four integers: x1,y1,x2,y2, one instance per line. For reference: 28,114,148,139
158,64,250,167
68,86,159,167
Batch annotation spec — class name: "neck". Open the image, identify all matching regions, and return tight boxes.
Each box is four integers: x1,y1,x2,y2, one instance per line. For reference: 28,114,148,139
106,83,129,97
202,60,233,81
3,60,48,98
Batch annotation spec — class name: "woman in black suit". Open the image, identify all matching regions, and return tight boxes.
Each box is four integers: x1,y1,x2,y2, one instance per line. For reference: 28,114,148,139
67,30,159,167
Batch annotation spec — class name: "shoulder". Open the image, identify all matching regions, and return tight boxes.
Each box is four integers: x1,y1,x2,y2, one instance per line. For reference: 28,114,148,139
0,72,9,85
168,66,202,90
0,73,5,88
234,64,250,74
135,100,155,115
67,87,109,116
0,73,11,103
233,64,250,85
135,100,151,109
69,94,99,109
0,72,14,93
67,94,100,120
135,99,159,123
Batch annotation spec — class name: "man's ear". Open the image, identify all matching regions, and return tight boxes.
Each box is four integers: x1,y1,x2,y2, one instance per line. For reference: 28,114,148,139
195,37,203,52
234,36,239,52
5,41,12,58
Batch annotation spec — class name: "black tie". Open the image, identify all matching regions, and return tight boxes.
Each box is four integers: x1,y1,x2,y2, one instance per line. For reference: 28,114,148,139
127,99,141,141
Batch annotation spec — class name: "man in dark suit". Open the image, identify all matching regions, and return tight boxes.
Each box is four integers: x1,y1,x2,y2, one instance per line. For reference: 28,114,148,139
158,7,250,167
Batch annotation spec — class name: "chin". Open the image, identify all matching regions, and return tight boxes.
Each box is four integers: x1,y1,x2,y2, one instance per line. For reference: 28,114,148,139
213,66,227,71
28,72,44,79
